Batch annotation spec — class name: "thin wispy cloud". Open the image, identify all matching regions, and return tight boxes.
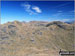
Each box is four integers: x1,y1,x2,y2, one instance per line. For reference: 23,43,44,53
50,9,74,22
52,10,63,17
22,3,34,15
52,10,74,18
69,10,75,13
53,13,62,17
54,2,73,8
57,11,63,13
22,3,42,15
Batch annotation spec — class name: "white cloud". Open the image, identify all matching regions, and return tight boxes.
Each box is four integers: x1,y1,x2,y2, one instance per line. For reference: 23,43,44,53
32,6,42,13
22,3,42,15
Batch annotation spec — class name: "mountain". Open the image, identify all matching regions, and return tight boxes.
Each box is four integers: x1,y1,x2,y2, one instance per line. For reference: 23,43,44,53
0,21,74,56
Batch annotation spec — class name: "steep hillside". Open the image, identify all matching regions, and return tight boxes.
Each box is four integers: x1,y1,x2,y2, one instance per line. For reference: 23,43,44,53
0,21,74,56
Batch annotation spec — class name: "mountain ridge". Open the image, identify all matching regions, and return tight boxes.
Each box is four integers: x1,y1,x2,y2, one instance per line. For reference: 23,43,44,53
0,21,74,56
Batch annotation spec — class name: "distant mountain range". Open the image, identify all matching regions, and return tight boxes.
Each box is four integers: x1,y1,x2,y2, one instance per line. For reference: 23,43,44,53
0,21,74,56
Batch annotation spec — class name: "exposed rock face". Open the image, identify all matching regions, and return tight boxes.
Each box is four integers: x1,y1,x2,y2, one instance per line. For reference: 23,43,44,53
0,21,74,56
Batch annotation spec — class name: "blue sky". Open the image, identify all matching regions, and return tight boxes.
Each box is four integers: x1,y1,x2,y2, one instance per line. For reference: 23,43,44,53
1,1,74,24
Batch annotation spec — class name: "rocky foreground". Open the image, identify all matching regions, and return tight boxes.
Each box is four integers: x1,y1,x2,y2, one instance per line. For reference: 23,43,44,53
0,21,74,56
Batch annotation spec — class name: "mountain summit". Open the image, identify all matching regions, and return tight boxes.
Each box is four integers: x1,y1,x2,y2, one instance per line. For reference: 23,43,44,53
0,21,74,56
